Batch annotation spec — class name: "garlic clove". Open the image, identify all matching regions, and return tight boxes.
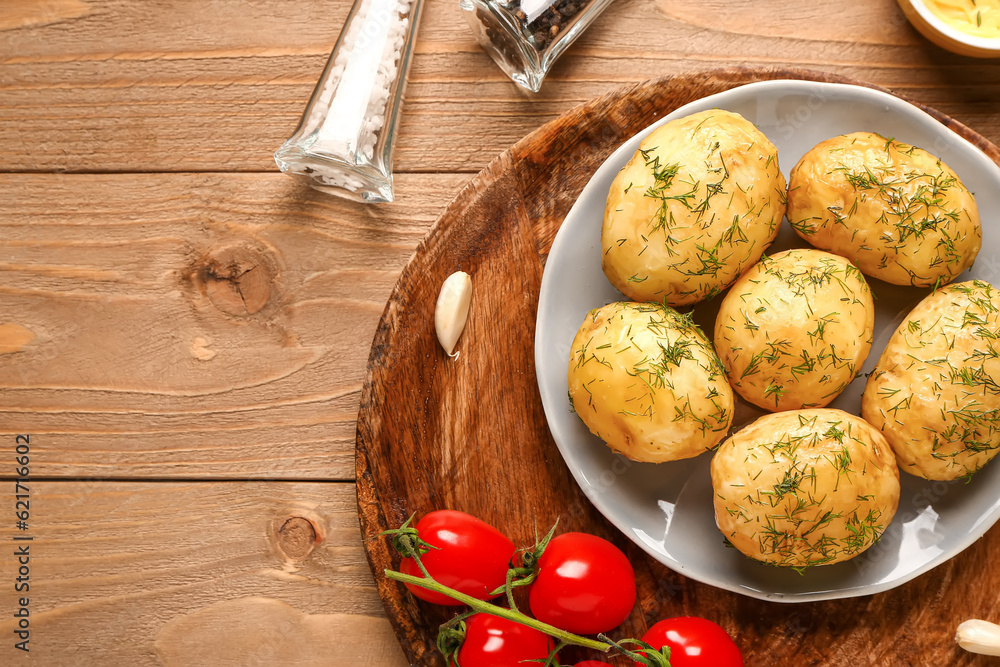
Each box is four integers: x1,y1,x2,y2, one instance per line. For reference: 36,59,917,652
956,619,1000,656
435,271,472,357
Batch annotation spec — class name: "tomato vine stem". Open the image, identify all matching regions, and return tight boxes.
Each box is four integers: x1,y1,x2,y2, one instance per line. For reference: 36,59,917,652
383,568,612,651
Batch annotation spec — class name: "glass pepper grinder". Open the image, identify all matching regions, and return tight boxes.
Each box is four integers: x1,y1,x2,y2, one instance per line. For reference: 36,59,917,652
275,0,425,203
460,0,615,93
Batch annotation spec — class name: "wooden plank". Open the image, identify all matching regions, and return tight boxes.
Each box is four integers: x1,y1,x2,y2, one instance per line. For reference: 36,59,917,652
2,0,999,174
0,479,409,665
0,172,466,479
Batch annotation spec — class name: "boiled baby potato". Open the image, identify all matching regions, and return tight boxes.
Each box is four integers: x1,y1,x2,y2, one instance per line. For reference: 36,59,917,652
602,109,786,306
567,301,734,463
714,248,874,411
712,409,900,568
787,132,981,287
862,280,1000,480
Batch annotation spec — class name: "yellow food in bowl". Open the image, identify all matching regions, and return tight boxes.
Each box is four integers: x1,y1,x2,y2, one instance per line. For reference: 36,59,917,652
922,0,1000,39
898,0,1000,57
567,301,734,463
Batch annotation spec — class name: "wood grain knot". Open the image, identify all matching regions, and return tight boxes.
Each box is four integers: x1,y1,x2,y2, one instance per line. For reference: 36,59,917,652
276,517,318,560
193,245,278,317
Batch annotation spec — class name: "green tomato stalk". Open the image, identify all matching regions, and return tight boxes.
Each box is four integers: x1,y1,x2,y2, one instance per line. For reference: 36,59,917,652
490,519,559,612
384,561,608,650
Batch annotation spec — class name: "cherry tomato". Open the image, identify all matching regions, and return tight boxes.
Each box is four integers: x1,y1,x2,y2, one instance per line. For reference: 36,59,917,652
634,617,743,667
528,532,637,635
454,614,555,666
400,510,515,606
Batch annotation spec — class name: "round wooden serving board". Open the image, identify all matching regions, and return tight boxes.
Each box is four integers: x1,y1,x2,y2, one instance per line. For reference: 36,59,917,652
356,68,1000,666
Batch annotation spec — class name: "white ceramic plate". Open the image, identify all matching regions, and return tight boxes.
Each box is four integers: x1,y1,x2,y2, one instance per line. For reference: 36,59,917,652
534,80,1000,602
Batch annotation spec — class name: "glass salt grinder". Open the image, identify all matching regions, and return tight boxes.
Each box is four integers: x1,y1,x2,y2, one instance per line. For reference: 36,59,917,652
460,0,615,93
274,0,425,203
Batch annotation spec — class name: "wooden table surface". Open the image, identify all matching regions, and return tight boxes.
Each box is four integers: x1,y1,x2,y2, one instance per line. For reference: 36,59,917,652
1,1,999,664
